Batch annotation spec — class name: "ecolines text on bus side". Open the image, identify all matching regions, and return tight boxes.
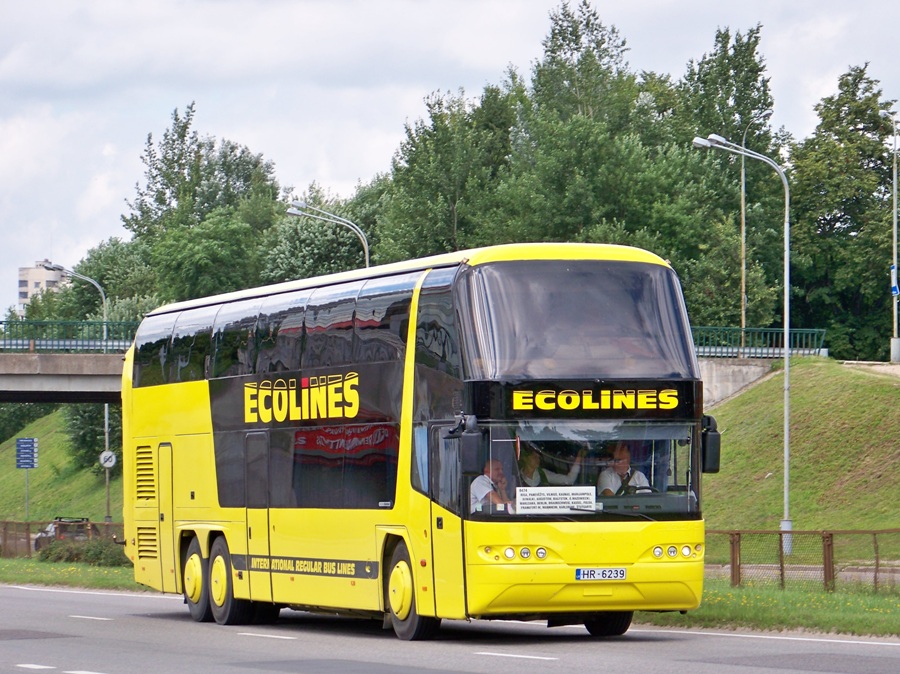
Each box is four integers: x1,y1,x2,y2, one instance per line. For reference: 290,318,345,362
244,372,360,424
511,387,679,412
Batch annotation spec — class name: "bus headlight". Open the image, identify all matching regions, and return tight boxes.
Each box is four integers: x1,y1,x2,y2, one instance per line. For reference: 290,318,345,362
667,546,678,558
520,547,531,559
682,545,692,557
536,547,547,559
504,547,516,560
653,546,664,558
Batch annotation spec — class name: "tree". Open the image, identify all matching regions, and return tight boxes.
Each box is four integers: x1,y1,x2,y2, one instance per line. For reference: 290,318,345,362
377,88,511,260
262,183,370,283
64,403,122,475
123,103,281,241
789,65,893,359
151,207,261,302
532,0,634,128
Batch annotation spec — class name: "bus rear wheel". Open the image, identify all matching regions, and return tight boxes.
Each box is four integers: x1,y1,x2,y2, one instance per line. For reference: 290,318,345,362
183,537,212,622
208,537,253,625
584,611,633,637
385,541,440,640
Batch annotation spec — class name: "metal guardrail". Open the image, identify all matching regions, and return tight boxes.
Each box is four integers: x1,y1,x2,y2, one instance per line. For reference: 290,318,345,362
0,321,138,353
692,327,827,358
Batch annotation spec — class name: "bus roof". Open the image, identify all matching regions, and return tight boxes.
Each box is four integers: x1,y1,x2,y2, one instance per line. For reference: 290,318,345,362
146,242,670,317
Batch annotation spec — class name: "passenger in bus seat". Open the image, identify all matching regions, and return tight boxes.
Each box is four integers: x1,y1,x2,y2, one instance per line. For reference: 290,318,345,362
597,443,650,496
470,459,514,513
518,446,584,487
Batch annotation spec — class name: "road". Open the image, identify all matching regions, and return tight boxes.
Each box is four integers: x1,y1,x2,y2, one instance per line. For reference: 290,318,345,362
1,584,897,673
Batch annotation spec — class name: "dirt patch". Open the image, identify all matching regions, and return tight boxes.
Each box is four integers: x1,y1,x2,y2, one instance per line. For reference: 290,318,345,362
841,361,900,378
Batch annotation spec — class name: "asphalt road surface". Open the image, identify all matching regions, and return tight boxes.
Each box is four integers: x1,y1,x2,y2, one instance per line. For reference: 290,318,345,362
1,584,897,674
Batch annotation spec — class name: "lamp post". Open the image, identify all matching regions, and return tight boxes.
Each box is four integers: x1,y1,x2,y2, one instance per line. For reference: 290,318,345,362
287,200,370,268
883,111,900,362
41,263,112,522
693,134,793,550
740,110,773,349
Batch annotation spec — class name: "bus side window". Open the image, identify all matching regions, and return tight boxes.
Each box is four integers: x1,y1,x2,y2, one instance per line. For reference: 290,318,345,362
256,290,310,373
431,427,461,515
304,282,363,370
211,298,262,378
133,313,176,387
169,306,217,382
354,274,416,364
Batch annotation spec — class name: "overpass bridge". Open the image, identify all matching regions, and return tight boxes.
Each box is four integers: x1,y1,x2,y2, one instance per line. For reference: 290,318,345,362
0,322,826,406
0,320,135,403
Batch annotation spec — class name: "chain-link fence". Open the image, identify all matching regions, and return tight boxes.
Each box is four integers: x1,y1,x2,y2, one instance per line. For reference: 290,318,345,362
0,520,124,558
706,529,900,594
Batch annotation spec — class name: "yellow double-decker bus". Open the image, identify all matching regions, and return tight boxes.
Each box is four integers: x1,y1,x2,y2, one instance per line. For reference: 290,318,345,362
121,242,720,640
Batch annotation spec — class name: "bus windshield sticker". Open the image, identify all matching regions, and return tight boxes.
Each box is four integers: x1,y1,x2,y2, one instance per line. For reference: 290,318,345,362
515,486,596,514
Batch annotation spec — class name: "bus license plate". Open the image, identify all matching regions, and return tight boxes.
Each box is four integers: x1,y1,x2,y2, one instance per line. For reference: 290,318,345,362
575,567,626,581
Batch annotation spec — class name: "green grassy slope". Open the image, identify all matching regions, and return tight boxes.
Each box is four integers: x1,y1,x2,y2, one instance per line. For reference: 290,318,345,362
0,409,123,522
1,357,896,531
703,357,899,530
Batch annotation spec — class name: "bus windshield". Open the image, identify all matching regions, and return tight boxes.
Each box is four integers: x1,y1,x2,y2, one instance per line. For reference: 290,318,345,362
457,260,698,380
465,420,699,522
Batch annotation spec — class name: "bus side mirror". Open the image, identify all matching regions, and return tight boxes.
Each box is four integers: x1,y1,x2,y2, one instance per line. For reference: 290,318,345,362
701,415,721,473
460,415,483,475
461,431,483,475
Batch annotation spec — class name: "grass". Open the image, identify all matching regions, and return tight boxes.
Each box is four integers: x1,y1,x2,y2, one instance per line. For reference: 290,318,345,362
0,557,140,591
637,578,900,638
703,357,900,531
0,409,123,522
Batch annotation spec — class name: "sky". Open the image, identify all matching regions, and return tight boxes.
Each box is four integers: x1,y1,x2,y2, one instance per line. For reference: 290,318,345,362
2,0,899,313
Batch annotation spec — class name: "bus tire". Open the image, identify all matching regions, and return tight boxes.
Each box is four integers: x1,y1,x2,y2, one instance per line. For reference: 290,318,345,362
584,611,633,637
208,536,253,625
385,541,440,640
182,537,212,622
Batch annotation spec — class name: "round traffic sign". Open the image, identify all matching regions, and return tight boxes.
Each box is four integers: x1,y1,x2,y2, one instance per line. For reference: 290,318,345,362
99,450,117,468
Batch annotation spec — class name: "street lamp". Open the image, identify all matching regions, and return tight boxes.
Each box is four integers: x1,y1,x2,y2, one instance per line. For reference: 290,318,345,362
287,200,370,268
693,133,793,549
882,111,900,362
41,262,112,522
740,109,773,348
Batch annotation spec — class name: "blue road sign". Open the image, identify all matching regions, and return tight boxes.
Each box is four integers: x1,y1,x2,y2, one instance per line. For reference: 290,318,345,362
16,437,38,469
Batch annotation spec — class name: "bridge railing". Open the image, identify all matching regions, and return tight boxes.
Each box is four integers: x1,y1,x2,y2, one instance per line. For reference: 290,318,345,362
692,327,827,359
0,321,826,358
0,320,139,353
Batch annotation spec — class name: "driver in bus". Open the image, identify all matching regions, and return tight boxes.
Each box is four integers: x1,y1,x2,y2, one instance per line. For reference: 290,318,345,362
597,442,650,496
470,459,514,513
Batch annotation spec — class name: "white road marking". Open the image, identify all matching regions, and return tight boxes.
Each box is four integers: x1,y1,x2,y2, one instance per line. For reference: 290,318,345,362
16,666,56,671
9,585,175,600
474,652,557,660
238,632,297,640
69,616,112,621
630,628,900,648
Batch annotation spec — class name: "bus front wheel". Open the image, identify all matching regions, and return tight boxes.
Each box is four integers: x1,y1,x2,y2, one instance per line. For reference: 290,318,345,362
584,611,633,637
208,537,253,625
182,537,212,622
385,542,440,640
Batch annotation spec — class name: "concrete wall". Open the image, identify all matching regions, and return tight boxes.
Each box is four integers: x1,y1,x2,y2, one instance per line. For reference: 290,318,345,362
699,357,773,408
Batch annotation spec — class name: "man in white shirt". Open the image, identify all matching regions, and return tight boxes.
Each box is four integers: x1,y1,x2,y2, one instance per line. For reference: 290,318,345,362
470,458,514,513
598,443,650,496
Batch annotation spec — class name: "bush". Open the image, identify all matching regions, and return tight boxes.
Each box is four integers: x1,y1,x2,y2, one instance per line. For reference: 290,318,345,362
37,538,131,567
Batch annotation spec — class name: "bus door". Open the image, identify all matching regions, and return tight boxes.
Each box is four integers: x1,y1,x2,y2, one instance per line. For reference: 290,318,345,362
245,432,272,602
428,425,467,618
